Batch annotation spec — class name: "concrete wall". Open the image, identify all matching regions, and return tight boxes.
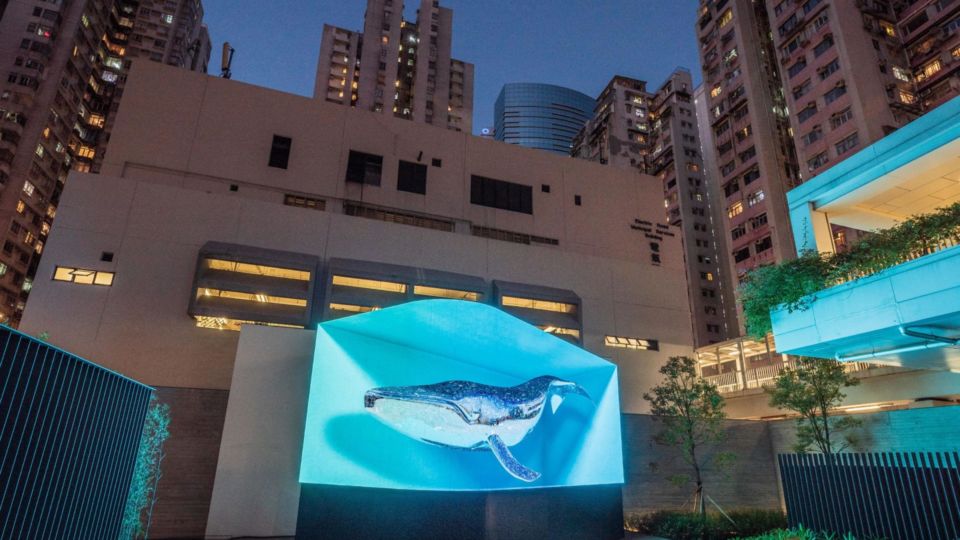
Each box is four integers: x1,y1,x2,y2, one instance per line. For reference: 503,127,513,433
769,403,960,456
206,326,314,538
150,387,229,539
622,414,781,516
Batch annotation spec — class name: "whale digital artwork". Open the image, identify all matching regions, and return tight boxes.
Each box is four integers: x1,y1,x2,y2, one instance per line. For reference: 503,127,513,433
364,376,592,482
299,299,624,491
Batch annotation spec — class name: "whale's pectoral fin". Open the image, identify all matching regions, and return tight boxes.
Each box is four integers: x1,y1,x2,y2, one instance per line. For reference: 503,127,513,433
486,434,540,482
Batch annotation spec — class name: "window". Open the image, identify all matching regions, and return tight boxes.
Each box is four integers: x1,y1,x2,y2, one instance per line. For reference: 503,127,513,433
346,150,383,185
830,108,852,129
284,194,325,211
502,296,576,314
724,180,740,197
747,190,765,207
798,103,818,123
207,258,311,281
788,58,807,79
802,126,823,146
739,146,756,163
733,247,750,262
268,135,292,169
793,79,812,100
604,335,659,351
755,236,773,253
397,160,427,194
718,9,733,28
819,58,840,80
333,275,406,293
892,66,911,82
470,175,533,214
52,266,114,286
707,324,720,333
413,285,480,301
835,132,858,155
807,151,829,171
431,158,442,167
750,213,768,229
701,288,716,298
731,224,746,239
728,201,744,218
813,36,834,57
917,59,941,81
743,166,760,185
823,84,847,104
574,195,582,206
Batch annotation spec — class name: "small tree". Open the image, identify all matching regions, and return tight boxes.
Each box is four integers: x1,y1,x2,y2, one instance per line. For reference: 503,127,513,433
119,396,171,539
767,357,861,454
643,356,732,515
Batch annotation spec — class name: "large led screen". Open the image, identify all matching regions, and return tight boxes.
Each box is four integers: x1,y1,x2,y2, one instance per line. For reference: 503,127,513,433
299,299,623,491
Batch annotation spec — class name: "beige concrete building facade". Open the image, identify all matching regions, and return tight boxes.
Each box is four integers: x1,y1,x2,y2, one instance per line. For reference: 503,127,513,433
20,62,695,536
315,0,474,132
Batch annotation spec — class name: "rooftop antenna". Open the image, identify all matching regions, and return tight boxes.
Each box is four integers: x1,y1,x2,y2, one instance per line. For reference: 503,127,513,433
220,42,235,79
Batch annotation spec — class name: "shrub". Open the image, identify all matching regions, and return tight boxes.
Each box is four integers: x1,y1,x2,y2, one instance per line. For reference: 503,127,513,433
627,509,787,540
734,526,863,539
739,201,960,338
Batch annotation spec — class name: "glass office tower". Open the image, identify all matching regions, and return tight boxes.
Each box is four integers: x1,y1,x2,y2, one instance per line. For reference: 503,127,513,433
494,83,595,155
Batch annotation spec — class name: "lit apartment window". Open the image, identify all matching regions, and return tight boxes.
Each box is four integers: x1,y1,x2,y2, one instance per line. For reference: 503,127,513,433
710,84,722,98
413,285,480,301
879,21,896,37
194,316,302,332
918,60,941,81
727,201,744,218
747,190,765,207
332,275,406,293
540,326,581,339
53,266,114,286
207,258,310,281
717,9,733,28
197,288,307,308
268,135,292,169
329,303,378,314
899,90,917,104
604,335,659,351
501,296,576,314
284,194,325,211
892,66,911,82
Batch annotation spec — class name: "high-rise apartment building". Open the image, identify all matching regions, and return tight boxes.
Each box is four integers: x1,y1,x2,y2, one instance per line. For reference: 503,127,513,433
766,0,919,185
649,70,738,346
697,0,800,294
896,0,960,110
0,0,209,325
572,76,652,172
572,71,737,346
494,83,594,154
315,0,474,132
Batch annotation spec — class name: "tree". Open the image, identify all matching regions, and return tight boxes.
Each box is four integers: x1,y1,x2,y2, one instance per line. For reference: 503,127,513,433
767,357,861,454
643,356,732,515
119,396,171,539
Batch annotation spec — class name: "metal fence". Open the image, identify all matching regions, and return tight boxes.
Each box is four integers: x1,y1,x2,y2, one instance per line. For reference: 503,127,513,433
0,326,153,539
779,452,960,540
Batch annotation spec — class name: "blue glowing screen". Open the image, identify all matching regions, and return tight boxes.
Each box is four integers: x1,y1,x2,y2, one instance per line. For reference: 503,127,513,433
299,300,623,491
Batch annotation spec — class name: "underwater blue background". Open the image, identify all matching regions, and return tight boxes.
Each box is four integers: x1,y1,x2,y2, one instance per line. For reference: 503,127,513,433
299,300,624,491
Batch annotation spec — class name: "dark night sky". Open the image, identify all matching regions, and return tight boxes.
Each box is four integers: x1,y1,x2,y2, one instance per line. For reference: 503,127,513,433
202,0,703,134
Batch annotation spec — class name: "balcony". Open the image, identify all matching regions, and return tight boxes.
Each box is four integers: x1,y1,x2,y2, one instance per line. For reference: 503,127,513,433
695,335,897,395
770,96,960,372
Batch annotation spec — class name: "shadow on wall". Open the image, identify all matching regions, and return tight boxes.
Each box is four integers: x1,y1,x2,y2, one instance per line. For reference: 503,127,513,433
621,414,782,515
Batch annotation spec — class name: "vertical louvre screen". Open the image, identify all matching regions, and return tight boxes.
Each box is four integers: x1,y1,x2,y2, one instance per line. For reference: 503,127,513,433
0,326,153,539
779,452,960,540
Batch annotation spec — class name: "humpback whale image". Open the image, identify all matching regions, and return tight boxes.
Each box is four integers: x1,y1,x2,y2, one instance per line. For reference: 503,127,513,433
363,376,592,482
